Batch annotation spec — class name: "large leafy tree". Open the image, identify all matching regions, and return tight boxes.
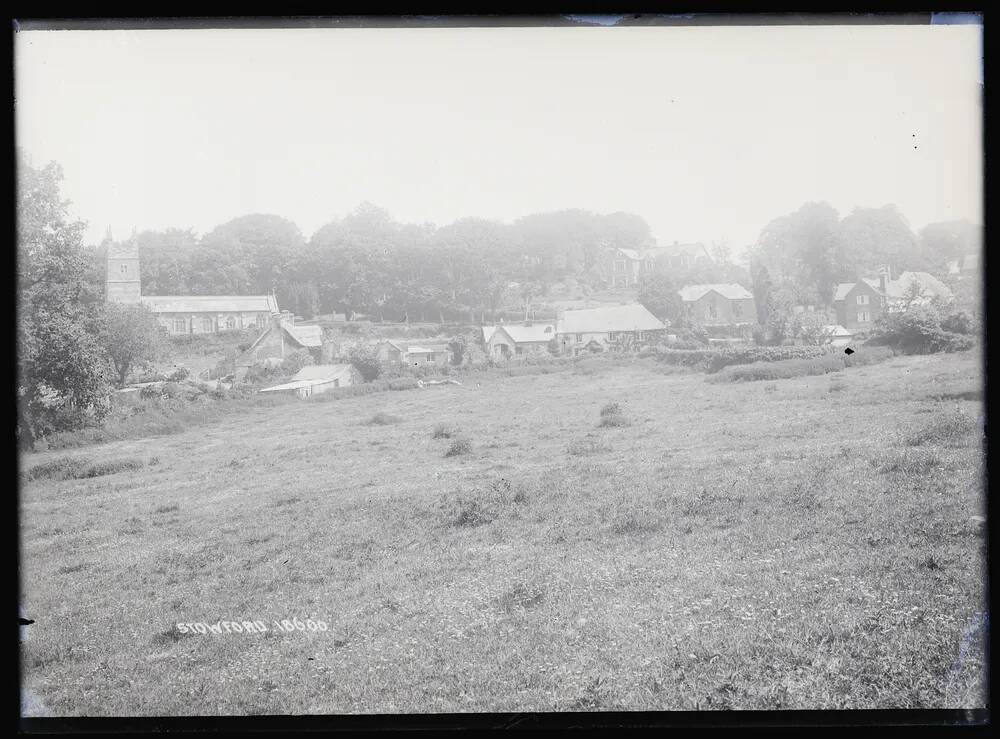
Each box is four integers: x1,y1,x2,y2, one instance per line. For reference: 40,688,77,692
638,272,682,326
754,201,840,305
17,154,111,445
97,303,167,387
199,213,305,294
918,219,982,273
834,205,921,277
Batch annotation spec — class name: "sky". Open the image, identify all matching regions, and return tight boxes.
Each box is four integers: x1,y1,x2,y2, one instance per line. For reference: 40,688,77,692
15,23,983,256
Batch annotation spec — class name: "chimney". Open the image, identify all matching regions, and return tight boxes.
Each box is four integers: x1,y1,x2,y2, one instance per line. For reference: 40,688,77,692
877,264,891,294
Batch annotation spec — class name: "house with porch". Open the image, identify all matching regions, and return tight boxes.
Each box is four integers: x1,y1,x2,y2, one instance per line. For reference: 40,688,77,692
482,323,556,360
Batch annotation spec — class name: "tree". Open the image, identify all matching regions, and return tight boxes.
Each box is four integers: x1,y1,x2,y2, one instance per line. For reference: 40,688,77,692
447,335,468,366
749,259,774,325
97,303,167,387
918,219,982,273
753,202,840,305
347,344,383,382
637,272,682,325
17,153,111,445
834,205,921,277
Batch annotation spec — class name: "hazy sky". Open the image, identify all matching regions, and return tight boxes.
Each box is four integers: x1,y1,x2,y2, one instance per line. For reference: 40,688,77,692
15,24,983,254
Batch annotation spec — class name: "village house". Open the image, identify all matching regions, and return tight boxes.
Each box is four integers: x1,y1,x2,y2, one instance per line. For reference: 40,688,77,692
555,303,665,355
375,339,452,367
234,315,325,380
106,235,281,334
678,284,757,326
482,323,556,360
647,241,714,271
833,269,954,331
606,248,654,288
259,364,360,399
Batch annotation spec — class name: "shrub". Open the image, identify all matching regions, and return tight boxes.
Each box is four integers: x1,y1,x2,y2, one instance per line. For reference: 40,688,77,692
906,410,979,447
280,349,314,375
167,367,190,382
366,412,401,425
445,437,472,457
709,346,894,383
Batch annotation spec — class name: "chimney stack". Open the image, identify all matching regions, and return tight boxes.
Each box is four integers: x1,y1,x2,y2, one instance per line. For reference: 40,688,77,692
878,264,891,294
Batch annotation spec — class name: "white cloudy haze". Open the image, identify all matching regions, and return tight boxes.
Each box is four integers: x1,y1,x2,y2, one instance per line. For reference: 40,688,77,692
15,23,983,255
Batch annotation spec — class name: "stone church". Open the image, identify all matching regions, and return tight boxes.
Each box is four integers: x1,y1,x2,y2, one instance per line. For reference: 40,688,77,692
105,235,280,334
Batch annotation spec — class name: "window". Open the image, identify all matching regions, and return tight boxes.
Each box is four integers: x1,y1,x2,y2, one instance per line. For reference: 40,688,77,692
225,317,236,330
614,260,626,273
172,318,186,333
544,326,552,333
576,333,583,342
256,314,267,329
426,353,434,362
733,303,743,318
857,294,869,306
120,264,128,274
515,346,523,355
857,310,871,323
201,317,213,332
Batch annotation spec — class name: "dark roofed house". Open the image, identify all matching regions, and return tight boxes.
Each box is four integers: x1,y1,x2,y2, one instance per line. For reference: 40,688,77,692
678,283,756,326
833,269,953,331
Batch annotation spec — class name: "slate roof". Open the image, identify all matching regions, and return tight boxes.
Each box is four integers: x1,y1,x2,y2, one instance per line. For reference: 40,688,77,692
283,323,323,348
557,304,665,334
491,324,557,343
886,271,953,301
141,295,280,314
833,280,879,302
260,364,354,394
677,283,754,302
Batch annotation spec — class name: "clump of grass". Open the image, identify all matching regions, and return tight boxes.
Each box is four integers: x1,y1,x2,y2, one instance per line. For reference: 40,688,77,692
495,581,545,613
366,411,401,426
829,380,848,393
154,504,180,514
600,402,622,417
24,455,145,482
598,412,630,428
445,496,495,527
432,422,458,439
567,438,610,456
444,437,472,457
869,448,943,475
906,410,979,447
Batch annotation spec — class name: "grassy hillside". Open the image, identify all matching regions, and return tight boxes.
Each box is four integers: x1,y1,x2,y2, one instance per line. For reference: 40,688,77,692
19,351,986,714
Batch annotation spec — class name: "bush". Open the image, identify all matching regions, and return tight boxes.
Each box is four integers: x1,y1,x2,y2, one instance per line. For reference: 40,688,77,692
708,346,894,383
598,412,630,428
280,349,313,375
650,345,832,373
868,305,977,354
167,367,190,382
366,412,401,425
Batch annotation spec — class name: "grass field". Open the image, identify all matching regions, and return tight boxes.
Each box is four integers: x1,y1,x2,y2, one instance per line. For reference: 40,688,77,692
19,350,987,714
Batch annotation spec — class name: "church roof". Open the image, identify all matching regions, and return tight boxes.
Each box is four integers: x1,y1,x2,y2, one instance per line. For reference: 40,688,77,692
140,295,280,314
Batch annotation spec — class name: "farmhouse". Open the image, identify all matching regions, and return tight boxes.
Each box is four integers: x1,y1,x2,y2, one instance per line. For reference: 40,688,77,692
604,241,715,288
833,269,953,330
678,284,756,326
259,364,359,399
482,323,556,359
647,241,714,271
234,316,325,380
556,303,665,355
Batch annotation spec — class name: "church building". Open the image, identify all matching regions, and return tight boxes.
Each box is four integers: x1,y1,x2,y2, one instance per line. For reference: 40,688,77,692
105,233,280,334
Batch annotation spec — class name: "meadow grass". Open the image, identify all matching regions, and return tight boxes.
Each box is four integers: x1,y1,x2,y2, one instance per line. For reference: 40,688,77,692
19,350,986,714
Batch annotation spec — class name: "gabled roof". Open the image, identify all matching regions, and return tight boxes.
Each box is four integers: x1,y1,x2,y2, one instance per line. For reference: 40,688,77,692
482,326,498,344
886,271,953,301
833,279,880,301
557,304,665,334
653,242,712,259
822,325,854,337
491,324,557,343
283,323,323,348
677,283,754,302
141,295,280,314
292,364,354,382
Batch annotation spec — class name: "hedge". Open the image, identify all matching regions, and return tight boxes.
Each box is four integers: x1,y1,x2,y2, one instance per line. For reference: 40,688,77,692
651,345,835,373
707,345,895,383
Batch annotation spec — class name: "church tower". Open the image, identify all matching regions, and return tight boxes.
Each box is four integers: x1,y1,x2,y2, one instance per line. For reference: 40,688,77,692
105,227,142,304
